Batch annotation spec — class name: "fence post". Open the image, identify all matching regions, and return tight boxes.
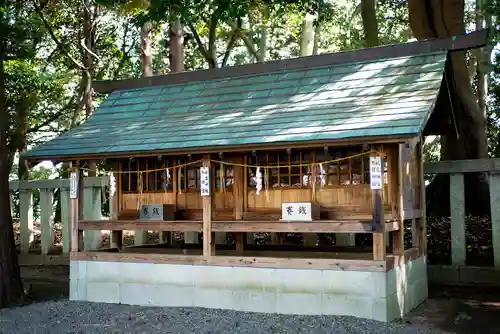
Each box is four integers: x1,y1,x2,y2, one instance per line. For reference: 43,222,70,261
39,188,54,256
60,187,71,254
83,184,102,250
489,172,500,268
19,188,34,254
450,173,466,266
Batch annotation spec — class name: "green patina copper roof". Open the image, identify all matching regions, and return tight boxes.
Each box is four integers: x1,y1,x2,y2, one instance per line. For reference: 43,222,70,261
26,51,447,160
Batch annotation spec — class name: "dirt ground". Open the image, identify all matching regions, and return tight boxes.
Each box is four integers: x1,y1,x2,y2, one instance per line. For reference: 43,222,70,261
19,266,500,333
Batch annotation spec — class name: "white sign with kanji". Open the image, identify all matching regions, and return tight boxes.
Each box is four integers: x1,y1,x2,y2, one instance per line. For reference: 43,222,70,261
200,166,210,196
70,172,78,199
140,204,163,221
281,202,319,221
370,156,383,190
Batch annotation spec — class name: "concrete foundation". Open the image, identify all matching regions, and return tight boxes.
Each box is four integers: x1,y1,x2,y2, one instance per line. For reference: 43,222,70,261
70,256,427,322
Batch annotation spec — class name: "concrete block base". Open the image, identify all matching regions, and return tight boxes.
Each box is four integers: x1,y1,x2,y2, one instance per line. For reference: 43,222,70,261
70,256,427,322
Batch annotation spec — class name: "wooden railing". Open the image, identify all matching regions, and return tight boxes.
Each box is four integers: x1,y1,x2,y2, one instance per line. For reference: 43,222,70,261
425,158,500,286
11,157,500,286
9,177,109,263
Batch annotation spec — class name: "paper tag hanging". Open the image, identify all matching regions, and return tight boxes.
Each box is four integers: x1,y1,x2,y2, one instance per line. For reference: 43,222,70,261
200,166,210,196
70,171,78,199
109,172,116,196
255,167,262,195
369,156,383,190
318,163,326,187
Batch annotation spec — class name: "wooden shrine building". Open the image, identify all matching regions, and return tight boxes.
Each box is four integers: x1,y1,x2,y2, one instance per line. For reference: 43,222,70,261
24,30,488,321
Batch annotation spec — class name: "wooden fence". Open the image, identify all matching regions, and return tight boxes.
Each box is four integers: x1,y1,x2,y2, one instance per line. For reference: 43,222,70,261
425,158,500,286
9,158,500,286
9,177,109,265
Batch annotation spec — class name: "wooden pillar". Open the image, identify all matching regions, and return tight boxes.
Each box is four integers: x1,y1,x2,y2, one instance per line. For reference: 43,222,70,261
109,165,123,250
202,158,214,256
84,160,102,250
70,166,81,252
371,148,386,261
450,172,466,266
490,171,500,268
60,187,71,254
233,156,244,252
243,156,254,244
390,145,404,256
39,188,54,256
19,187,34,254
303,153,318,247
416,139,427,256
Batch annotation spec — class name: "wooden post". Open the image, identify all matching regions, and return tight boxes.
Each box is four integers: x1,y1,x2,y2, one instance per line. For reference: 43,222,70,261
390,145,404,256
450,172,466,266
202,158,214,256
489,171,500,268
416,139,427,256
371,148,386,261
84,160,102,250
233,156,244,252
70,166,81,252
60,187,71,254
243,155,254,245
109,165,123,250
19,188,34,254
303,152,318,247
39,188,54,256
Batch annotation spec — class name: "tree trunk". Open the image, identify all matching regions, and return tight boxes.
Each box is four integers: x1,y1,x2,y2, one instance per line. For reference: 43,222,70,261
140,21,153,76
0,57,24,307
409,0,488,160
312,20,321,55
259,26,267,62
409,0,489,215
299,14,314,57
169,20,184,72
361,0,379,47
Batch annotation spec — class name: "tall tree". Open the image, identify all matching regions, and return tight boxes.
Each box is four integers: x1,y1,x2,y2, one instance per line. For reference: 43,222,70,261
409,0,490,214
409,0,487,160
361,0,379,47
0,0,35,306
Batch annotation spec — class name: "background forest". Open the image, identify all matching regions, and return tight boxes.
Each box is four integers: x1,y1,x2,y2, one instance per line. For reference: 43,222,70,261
0,0,497,306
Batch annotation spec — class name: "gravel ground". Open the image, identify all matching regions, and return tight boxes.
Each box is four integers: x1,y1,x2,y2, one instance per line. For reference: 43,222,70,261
0,300,440,334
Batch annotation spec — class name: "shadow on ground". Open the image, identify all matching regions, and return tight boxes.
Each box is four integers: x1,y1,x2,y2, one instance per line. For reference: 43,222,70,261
404,285,500,333
20,266,500,333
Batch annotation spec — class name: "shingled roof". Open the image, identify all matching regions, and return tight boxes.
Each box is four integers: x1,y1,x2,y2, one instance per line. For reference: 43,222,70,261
24,31,488,162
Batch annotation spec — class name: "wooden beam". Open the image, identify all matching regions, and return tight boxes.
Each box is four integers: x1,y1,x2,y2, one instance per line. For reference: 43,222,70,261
9,176,109,191
93,30,489,93
77,219,399,233
425,157,500,174
71,251,388,272
25,134,414,164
